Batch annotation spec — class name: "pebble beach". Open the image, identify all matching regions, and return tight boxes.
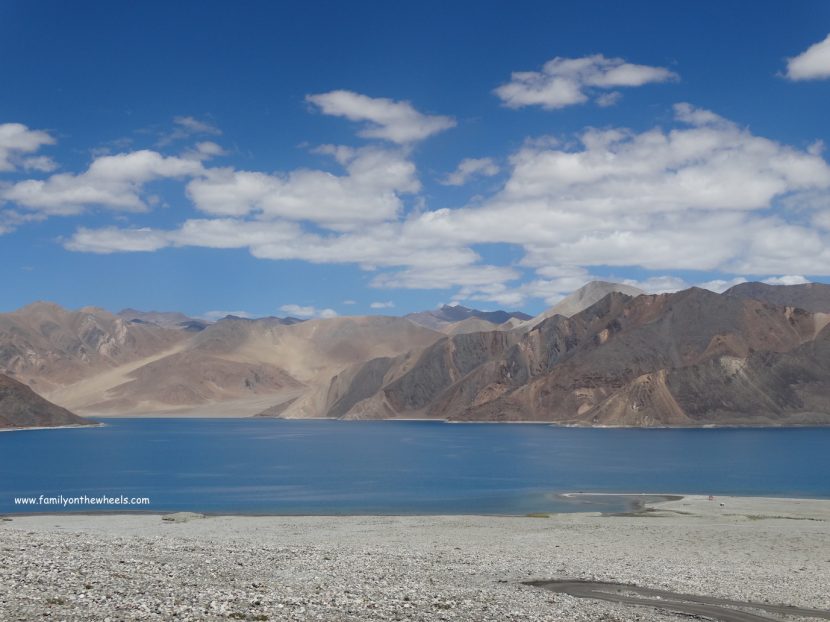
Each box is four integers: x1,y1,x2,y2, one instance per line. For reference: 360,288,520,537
2,495,829,621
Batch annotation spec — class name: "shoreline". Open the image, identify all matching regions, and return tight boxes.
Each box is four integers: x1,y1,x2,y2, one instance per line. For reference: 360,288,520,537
0,422,102,433
64,414,830,429
5,493,830,518
2,495,828,621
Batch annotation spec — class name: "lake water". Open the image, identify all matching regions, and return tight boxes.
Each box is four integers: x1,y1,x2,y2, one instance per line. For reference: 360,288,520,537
1,419,828,515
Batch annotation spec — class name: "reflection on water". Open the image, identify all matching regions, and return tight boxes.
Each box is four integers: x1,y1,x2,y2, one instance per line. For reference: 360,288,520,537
1,419,828,514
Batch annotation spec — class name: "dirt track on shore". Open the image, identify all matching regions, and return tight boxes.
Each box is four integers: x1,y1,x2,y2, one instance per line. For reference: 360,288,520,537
528,580,830,622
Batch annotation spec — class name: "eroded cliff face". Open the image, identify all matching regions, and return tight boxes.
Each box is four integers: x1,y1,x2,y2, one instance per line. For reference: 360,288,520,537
316,288,830,426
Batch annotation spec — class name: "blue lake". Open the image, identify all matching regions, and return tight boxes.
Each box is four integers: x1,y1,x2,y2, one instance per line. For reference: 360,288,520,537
1,419,828,515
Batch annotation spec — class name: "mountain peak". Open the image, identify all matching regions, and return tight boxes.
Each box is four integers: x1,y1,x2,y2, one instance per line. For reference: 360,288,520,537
519,281,645,329
16,300,66,314
406,305,530,330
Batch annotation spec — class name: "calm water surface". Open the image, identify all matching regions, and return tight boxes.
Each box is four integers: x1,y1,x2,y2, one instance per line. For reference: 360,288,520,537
1,419,828,514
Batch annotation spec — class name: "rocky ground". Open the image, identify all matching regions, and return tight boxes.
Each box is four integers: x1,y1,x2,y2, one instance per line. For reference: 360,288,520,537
1,496,828,621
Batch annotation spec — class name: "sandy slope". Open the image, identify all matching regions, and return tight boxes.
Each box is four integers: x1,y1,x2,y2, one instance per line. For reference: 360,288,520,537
44,342,190,410
86,390,305,418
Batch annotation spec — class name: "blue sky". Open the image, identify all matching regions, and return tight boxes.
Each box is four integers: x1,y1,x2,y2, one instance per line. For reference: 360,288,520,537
1,1,830,319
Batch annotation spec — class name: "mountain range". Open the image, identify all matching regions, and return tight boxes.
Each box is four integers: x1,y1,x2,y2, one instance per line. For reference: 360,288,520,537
2,281,830,428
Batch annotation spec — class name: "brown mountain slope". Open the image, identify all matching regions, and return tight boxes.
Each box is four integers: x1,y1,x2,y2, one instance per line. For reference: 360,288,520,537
0,373,92,429
0,302,185,393
312,288,830,426
725,281,830,313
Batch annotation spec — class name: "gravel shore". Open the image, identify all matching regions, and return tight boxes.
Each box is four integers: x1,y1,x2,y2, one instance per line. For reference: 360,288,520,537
2,495,829,621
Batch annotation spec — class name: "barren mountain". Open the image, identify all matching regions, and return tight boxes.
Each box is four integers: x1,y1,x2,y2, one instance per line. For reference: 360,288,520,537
405,305,531,331
40,312,442,415
0,373,92,429
6,285,830,425
517,281,645,329
309,287,830,426
441,317,510,335
725,282,830,312
0,302,186,393
117,308,209,331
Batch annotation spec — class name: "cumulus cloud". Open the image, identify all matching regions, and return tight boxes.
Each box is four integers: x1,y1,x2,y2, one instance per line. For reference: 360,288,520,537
595,91,622,107
183,141,227,161
621,275,689,293
494,54,677,110
157,116,222,146
306,90,455,144
59,103,830,307
372,264,519,291
440,158,500,186
185,146,418,230
697,277,748,293
762,275,810,286
65,226,171,253
402,103,830,280
279,304,337,319
785,33,830,81
4,150,204,215
65,217,484,283
0,123,56,172
174,116,221,135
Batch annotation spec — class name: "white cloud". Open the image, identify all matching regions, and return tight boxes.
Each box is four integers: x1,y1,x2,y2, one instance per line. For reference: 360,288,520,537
0,123,55,172
696,277,747,293
60,104,830,307
369,301,395,309
185,146,418,229
64,217,484,278
174,116,221,135
440,158,500,186
65,226,170,253
814,210,830,230
785,33,830,81
157,116,222,146
494,54,677,110
4,150,204,215
342,299,357,305
762,275,810,286
306,90,455,144
372,264,519,291
184,141,226,161
621,275,688,293
279,304,337,319
402,104,830,278
22,155,57,172
595,91,622,107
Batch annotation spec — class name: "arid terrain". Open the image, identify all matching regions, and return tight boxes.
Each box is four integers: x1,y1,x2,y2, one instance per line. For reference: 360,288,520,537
3,281,830,427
